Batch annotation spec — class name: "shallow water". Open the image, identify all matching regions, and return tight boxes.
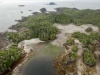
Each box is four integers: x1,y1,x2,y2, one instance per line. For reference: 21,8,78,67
20,43,62,75
22,56,57,75
0,1,100,32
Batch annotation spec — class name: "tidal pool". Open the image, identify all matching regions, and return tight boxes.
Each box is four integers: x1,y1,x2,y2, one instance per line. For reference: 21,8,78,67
21,43,63,75
22,56,58,75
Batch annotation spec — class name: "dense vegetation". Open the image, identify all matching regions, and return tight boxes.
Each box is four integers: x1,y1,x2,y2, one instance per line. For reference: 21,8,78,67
54,13,72,24
83,49,96,66
65,38,78,62
7,13,58,42
7,30,34,43
0,44,22,74
72,32,100,66
7,7,100,42
69,45,78,61
72,32,100,47
55,7,100,27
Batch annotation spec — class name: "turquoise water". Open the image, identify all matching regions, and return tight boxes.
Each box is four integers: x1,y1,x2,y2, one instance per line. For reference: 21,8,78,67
0,1,100,32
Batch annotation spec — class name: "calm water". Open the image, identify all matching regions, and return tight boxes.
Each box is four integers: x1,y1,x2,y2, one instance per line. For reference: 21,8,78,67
0,1,100,32
22,56,58,75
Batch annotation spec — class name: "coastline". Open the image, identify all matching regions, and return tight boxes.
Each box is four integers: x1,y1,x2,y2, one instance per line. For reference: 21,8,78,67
1,7,100,75
0,7,47,74
3,53,26,75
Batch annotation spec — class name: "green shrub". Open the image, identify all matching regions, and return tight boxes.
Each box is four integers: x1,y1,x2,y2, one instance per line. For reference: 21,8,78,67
85,27,93,32
0,45,22,74
69,52,77,61
69,45,78,62
66,38,74,46
83,49,96,66
72,45,78,52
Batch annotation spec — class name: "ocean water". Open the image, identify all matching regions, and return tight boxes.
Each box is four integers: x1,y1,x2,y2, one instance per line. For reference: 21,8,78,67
0,1,100,32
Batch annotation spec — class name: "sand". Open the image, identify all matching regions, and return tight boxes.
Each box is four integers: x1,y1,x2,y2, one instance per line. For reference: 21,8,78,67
18,38,44,53
51,23,99,46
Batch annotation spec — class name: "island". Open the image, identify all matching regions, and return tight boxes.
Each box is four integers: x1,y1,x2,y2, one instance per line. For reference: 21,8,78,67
0,7,100,75
18,5,25,7
46,2,57,5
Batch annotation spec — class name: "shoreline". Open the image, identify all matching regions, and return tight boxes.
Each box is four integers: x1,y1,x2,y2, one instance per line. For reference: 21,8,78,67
1,7,100,75
11,50,34,75
3,53,26,75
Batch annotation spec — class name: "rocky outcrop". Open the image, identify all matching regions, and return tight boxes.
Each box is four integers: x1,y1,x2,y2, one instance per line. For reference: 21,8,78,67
47,2,57,5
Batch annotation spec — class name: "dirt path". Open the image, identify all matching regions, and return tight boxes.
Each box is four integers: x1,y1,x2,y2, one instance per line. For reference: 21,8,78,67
94,50,100,75
77,44,85,75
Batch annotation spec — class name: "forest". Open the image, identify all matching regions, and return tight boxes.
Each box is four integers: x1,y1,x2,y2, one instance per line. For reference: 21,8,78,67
55,7,100,27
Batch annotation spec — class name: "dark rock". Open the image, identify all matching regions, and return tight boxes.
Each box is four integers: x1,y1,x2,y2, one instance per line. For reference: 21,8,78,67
47,2,57,5
18,5,25,7
32,12,40,15
28,10,32,11
40,8,47,13
20,11,23,13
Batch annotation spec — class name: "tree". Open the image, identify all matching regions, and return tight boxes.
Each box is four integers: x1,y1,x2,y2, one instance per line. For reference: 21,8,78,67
85,27,93,32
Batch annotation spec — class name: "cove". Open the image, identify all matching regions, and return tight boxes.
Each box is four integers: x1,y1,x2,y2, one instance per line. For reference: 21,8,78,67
21,43,63,75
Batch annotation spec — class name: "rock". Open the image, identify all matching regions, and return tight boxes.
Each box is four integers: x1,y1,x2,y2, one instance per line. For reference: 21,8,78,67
32,12,40,15
28,10,32,11
47,2,57,5
18,5,25,7
40,8,47,13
